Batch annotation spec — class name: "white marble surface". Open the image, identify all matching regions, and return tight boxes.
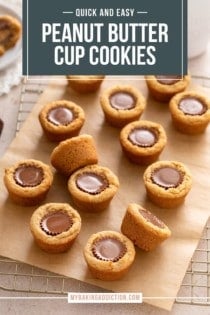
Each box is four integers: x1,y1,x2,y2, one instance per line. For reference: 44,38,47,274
0,297,210,315
189,42,210,79
188,0,210,59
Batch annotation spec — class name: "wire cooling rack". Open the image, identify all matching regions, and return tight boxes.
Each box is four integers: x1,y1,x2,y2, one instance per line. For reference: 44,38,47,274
0,76,209,306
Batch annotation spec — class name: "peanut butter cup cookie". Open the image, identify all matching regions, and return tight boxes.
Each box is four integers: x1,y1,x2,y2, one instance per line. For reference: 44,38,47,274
51,134,98,176
4,159,53,206
84,231,135,280
100,85,146,127
0,15,21,56
39,100,85,141
121,203,171,251
145,75,190,102
30,203,81,253
169,91,210,134
120,120,167,165
68,165,119,212
143,161,192,208
66,75,105,93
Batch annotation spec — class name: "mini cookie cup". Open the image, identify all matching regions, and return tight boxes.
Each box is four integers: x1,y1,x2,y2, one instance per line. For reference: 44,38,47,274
143,161,192,208
145,75,191,102
50,134,98,176
4,159,53,206
30,203,81,253
120,120,167,165
169,91,210,134
68,164,119,212
39,100,85,141
83,230,135,281
100,85,146,127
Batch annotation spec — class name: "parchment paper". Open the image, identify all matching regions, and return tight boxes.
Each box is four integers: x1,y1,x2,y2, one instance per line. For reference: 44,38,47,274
0,76,210,311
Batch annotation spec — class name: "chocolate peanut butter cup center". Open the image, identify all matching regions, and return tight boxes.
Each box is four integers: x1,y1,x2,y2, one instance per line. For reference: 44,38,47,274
152,166,183,189
76,172,108,195
92,237,126,262
47,106,74,126
139,208,165,229
128,128,157,147
156,75,182,85
110,92,135,110
178,97,207,116
40,211,73,236
14,165,44,187
0,21,10,31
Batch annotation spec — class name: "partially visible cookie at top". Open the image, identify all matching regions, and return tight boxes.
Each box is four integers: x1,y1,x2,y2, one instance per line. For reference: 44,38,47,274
0,15,22,56
145,75,191,102
66,75,105,93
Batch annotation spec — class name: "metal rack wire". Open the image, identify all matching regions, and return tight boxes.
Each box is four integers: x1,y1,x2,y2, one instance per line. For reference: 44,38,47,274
0,76,209,306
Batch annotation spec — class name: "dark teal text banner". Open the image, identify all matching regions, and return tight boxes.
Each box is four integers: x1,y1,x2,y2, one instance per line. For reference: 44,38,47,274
23,0,187,75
